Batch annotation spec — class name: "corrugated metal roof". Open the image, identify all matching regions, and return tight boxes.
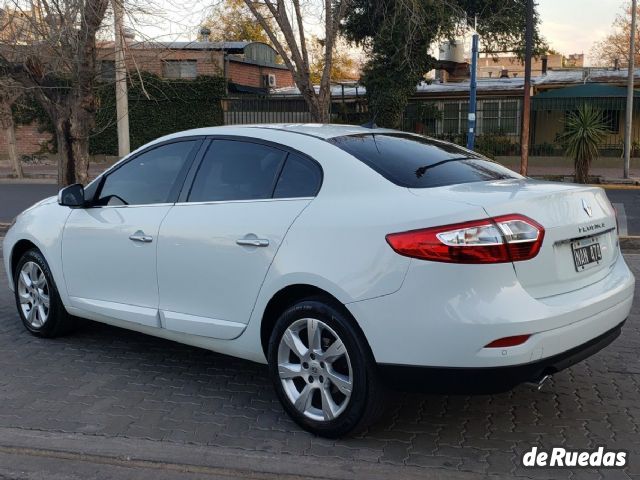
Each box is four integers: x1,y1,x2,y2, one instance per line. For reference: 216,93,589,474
158,41,251,50
99,40,268,52
534,83,640,98
254,68,640,98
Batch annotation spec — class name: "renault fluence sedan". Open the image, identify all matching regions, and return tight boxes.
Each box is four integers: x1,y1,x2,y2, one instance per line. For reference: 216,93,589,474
3,124,635,438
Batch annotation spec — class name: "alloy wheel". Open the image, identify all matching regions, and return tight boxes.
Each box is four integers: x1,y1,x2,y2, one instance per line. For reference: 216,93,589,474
277,317,353,422
17,261,50,328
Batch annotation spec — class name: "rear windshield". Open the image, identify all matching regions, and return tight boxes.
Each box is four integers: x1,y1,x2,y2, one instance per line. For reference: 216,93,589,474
328,133,521,188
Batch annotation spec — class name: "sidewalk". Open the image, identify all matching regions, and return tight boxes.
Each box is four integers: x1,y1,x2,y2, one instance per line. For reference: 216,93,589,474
525,165,640,186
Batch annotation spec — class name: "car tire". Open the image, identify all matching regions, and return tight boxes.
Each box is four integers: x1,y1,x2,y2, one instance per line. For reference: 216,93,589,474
268,296,386,438
14,249,76,338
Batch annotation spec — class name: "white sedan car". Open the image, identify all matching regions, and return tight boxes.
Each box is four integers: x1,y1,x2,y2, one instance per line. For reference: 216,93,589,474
3,124,635,437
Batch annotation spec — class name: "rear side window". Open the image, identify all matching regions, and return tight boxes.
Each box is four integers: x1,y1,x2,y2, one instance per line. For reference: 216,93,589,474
273,153,322,198
189,140,286,202
328,133,521,188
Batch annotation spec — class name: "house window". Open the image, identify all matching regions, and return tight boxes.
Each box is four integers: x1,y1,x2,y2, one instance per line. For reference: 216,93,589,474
601,110,619,133
162,60,198,79
442,101,468,135
481,100,519,135
99,60,115,82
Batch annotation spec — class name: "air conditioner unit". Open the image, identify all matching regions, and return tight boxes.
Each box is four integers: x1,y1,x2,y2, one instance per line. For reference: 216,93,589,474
263,73,277,87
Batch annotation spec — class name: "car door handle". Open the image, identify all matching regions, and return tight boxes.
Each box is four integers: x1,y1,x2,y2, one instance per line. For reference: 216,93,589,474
236,238,269,247
129,231,153,243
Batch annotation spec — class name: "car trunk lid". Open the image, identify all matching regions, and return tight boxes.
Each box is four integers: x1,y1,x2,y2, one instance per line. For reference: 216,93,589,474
410,179,619,298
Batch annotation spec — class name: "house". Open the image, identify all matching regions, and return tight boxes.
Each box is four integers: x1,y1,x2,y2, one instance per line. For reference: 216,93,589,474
96,40,295,92
472,53,584,79
243,68,640,158
0,40,296,160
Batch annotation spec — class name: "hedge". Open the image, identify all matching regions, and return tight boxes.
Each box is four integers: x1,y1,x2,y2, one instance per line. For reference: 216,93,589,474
91,73,226,155
11,72,226,156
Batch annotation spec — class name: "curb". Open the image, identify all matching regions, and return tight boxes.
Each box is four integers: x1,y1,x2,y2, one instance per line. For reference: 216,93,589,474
596,184,640,190
0,426,479,480
0,177,57,184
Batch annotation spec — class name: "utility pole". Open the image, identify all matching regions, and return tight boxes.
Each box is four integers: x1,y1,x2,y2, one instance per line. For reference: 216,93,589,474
520,0,533,176
467,33,479,150
113,0,130,157
624,0,637,179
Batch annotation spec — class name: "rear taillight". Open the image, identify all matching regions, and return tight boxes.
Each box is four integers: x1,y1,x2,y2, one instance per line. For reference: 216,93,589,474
385,214,544,264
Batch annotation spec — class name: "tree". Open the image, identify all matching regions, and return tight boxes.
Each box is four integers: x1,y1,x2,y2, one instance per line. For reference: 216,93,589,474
308,36,359,83
591,2,640,68
203,0,273,43
560,104,607,184
0,7,33,178
0,81,23,178
0,0,110,186
243,0,351,122
342,0,547,128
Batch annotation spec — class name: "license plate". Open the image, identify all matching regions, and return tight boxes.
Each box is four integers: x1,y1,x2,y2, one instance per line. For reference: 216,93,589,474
571,238,602,272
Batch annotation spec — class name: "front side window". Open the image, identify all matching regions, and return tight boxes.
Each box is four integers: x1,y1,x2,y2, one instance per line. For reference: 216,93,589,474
96,140,197,206
188,140,286,202
328,133,521,188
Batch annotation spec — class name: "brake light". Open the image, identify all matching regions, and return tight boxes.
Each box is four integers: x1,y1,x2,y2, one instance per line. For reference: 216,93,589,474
385,214,544,264
484,334,531,348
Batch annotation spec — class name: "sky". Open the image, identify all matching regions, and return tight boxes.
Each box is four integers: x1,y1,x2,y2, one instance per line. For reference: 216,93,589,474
130,0,628,67
538,0,625,64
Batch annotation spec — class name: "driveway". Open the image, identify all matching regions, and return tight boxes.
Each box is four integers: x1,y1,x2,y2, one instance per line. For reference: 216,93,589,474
0,244,638,478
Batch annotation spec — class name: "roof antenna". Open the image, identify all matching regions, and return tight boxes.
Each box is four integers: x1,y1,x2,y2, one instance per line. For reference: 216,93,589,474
361,113,378,129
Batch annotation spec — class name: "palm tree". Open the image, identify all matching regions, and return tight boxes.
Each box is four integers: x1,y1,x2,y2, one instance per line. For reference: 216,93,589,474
559,104,608,184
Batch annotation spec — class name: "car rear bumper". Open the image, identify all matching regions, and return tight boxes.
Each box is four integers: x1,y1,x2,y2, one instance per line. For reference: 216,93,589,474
378,320,624,394
347,251,634,368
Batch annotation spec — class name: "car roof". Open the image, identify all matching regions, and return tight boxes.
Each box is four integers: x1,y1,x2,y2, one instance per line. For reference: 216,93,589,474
164,123,399,141
250,123,398,139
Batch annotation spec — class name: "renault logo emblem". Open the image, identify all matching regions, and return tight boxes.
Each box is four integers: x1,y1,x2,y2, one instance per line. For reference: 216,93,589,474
582,199,593,217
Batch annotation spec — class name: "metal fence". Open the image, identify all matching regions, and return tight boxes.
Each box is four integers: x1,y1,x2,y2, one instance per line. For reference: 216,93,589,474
223,96,368,125
223,94,640,157
399,99,522,157
530,96,640,157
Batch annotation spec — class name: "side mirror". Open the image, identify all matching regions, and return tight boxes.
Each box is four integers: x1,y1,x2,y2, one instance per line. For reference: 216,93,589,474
57,183,85,207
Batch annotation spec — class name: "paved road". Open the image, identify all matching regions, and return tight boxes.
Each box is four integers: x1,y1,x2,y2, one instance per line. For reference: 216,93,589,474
607,189,640,237
0,244,638,478
1,182,638,236
0,182,58,224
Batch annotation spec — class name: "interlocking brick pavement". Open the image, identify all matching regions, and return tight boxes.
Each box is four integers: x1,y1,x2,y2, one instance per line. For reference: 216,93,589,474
0,247,638,479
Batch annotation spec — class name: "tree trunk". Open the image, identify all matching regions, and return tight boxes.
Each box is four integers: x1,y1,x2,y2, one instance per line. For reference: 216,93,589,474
300,86,331,123
574,156,590,184
55,117,76,187
70,108,91,185
6,115,22,178
0,103,23,178
317,89,331,124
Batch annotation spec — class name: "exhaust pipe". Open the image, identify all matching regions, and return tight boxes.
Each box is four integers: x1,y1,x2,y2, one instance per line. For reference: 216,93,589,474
526,374,552,391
